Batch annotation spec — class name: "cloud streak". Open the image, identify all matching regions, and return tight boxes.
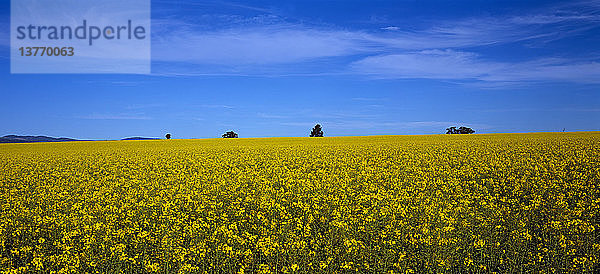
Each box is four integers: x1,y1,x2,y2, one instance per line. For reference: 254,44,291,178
351,50,600,84
150,1,600,85
153,26,365,64
78,113,151,120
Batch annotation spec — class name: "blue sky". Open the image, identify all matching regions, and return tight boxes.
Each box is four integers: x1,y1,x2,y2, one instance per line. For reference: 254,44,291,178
0,0,599,139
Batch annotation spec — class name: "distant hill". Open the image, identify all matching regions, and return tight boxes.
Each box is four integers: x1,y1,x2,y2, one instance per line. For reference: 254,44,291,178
0,135,80,143
121,137,161,141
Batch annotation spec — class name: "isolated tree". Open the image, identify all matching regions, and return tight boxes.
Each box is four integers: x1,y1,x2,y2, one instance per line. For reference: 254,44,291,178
222,131,238,138
446,126,474,134
165,133,171,139
458,126,475,134
310,124,324,137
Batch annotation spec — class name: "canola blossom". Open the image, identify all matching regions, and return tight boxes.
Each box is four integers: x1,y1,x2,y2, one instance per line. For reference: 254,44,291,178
1,133,599,272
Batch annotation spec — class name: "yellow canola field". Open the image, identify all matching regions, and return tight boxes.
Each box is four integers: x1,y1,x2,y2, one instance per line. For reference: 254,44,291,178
1,133,599,273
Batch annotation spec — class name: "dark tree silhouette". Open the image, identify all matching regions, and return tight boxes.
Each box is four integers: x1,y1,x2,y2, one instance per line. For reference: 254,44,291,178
446,126,475,134
310,124,324,137
458,126,475,134
222,131,238,138
165,133,171,139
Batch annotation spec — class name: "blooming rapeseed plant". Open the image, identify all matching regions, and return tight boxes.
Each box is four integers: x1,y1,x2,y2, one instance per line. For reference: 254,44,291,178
0,132,598,272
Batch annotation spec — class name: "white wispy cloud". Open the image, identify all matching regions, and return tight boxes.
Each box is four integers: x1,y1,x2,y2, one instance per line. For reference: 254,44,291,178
153,26,365,64
481,58,600,84
350,50,600,84
476,107,600,112
351,97,386,102
78,113,151,120
125,103,164,110
153,0,275,14
200,104,235,109
154,2,598,57
257,112,289,119
150,0,600,85
351,50,497,80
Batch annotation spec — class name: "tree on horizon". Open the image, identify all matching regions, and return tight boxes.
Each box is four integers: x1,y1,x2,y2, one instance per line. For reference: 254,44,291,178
222,131,238,138
165,133,171,139
446,126,475,134
310,124,324,137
